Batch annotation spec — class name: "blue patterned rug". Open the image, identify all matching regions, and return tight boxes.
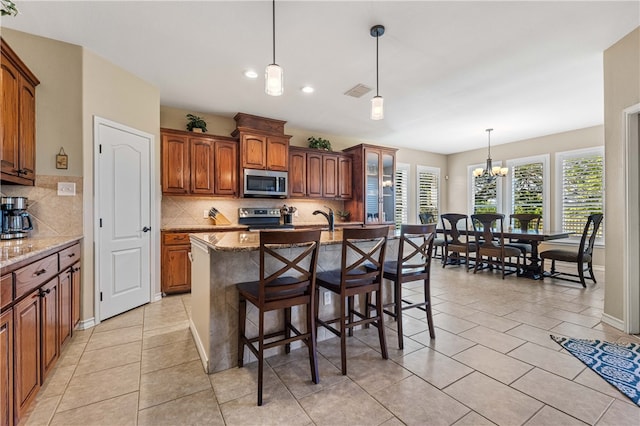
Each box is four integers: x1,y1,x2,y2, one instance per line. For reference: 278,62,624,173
551,335,640,406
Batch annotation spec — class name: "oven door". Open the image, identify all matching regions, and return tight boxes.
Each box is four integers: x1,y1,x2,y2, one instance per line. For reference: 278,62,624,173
243,169,288,198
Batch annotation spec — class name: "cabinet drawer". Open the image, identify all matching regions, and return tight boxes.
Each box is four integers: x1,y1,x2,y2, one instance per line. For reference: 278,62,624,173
163,233,190,245
14,254,58,299
59,244,80,271
1,274,12,310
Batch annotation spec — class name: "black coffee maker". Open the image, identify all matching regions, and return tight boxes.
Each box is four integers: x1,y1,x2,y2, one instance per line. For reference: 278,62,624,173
1,196,33,240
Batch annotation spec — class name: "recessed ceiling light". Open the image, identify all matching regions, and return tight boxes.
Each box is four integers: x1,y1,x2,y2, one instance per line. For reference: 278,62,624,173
301,86,314,94
244,70,258,79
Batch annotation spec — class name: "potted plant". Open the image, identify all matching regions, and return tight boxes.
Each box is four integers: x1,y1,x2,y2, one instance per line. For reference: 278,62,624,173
336,210,351,222
307,136,332,151
186,114,207,133
1,0,18,16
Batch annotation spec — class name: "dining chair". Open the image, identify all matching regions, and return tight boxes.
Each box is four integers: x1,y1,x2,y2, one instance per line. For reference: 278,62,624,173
540,213,603,287
418,212,445,260
366,224,436,349
315,226,389,375
471,213,522,279
440,213,476,270
236,229,322,406
506,213,542,257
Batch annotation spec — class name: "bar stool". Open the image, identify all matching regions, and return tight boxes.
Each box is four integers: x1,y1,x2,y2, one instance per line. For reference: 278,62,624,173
368,224,436,349
236,229,322,406
315,226,389,375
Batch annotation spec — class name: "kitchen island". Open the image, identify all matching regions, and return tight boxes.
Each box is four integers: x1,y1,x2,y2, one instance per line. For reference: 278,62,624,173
189,228,398,374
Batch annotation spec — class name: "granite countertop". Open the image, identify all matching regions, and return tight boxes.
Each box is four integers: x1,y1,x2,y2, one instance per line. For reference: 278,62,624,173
0,236,83,270
161,225,248,232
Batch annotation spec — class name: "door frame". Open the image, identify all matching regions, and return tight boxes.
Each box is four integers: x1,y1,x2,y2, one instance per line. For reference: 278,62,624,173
93,116,158,324
623,103,640,334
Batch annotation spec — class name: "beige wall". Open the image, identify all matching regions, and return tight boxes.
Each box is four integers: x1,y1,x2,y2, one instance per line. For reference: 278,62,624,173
603,27,640,322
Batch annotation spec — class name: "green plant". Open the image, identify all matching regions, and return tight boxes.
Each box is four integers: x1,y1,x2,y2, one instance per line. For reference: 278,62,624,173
186,114,207,132
307,136,332,151
1,0,18,16
336,210,350,221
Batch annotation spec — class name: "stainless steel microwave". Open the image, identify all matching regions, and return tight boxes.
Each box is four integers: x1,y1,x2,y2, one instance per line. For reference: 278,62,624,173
243,169,288,198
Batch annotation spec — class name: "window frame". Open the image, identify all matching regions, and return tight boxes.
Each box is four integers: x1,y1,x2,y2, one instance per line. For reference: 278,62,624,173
416,165,440,224
468,162,504,215
394,162,410,228
505,154,550,228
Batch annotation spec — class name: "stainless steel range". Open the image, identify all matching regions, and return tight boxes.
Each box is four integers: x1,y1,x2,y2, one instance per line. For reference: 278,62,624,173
238,207,294,231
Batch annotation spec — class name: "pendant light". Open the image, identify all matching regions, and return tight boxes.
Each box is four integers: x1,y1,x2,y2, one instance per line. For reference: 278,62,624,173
265,0,283,96
370,25,385,120
473,128,508,178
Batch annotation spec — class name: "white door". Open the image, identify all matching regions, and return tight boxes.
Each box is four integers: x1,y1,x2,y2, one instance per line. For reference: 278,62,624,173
95,118,152,321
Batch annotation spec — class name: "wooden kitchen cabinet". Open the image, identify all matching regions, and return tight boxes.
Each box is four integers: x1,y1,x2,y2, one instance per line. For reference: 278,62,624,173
0,309,13,426
58,270,72,348
161,128,238,196
40,279,59,382
288,147,352,200
232,113,291,172
307,152,323,198
289,149,307,197
322,155,338,198
161,232,191,294
338,155,353,199
71,263,81,329
13,289,40,422
1,37,39,186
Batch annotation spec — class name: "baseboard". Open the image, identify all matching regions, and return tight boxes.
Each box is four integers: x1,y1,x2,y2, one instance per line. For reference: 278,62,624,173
76,317,95,330
189,318,209,374
601,313,624,331
153,292,163,302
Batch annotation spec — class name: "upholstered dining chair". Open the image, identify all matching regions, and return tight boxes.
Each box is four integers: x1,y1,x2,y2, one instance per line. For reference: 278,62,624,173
236,229,322,406
471,213,522,279
505,213,542,257
418,212,445,260
440,213,476,270
315,226,389,375
540,213,603,287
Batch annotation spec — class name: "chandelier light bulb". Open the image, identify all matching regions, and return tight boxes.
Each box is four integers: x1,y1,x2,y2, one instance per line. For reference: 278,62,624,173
371,96,384,120
265,63,283,96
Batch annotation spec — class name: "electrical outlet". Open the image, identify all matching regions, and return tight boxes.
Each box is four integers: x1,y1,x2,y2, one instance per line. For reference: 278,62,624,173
294,210,299,217
57,182,76,196
203,210,209,219
323,291,332,305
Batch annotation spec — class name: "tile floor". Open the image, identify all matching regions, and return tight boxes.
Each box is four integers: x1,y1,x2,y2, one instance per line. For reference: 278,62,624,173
22,265,640,425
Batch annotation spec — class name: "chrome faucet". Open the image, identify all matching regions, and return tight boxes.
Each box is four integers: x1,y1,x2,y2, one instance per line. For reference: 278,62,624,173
313,206,335,231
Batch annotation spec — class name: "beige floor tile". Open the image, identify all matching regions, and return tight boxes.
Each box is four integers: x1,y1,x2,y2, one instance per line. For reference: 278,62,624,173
511,368,614,424
444,371,543,426
37,364,76,400
265,345,315,368
356,326,426,359
143,316,189,332
51,392,138,425
272,354,347,399
384,314,431,337
573,368,635,403
55,341,87,368
379,417,405,426
343,349,412,393
550,322,613,341
508,342,585,379
210,363,280,405
413,327,476,356
452,411,496,425
465,300,519,316
57,362,140,412
67,328,93,344
316,334,372,368
24,395,61,426
524,405,588,425
142,321,192,349
84,325,142,351
372,375,470,425
462,310,521,332
74,341,142,376
138,389,224,426
453,344,533,384
596,399,640,425
141,338,199,374
298,379,393,426
459,325,526,353
504,310,564,330
507,324,564,351
92,308,144,333
432,301,481,317
396,347,473,389
139,359,211,409
431,313,477,334
545,308,602,328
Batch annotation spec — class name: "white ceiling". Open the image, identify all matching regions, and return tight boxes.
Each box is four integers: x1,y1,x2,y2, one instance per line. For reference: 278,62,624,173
3,1,639,154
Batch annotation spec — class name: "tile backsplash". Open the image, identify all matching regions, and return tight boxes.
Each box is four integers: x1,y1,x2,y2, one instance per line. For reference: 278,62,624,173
1,175,83,237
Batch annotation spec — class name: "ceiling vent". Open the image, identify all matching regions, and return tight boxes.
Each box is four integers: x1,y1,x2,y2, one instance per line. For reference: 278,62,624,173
344,84,372,98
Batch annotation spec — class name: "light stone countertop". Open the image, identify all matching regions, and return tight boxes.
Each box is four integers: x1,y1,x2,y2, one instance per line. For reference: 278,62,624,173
0,236,83,271
161,225,248,232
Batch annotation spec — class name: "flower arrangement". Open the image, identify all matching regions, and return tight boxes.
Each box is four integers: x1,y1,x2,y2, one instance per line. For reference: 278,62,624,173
307,136,332,151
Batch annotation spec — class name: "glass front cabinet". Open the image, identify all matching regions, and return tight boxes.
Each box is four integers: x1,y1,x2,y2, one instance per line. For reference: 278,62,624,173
343,144,397,226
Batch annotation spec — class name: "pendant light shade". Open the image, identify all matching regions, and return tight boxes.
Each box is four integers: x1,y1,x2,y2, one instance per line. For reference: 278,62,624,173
473,129,508,178
265,0,283,96
370,25,385,120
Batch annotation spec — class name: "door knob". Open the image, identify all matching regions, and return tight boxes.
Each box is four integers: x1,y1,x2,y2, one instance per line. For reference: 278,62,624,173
142,226,151,232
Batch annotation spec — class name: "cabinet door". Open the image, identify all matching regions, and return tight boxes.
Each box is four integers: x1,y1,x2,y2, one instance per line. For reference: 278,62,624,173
18,78,36,181
0,55,20,177
306,152,323,198
214,140,238,195
266,136,289,171
364,149,381,223
14,290,40,421
289,150,306,197
189,137,215,195
241,134,267,169
381,151,396,224
322,155,338,198
59,270,72,347
41,279,59,381
0,309,13,426
338,155,353,199
71,263,81,329
162,133,190,194
161,244,191,294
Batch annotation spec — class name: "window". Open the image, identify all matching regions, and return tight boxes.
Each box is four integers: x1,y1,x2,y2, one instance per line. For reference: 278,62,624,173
417,166,440,223
395,163,409,228
556,147,604,239
469,163,503,214
506,155,549,228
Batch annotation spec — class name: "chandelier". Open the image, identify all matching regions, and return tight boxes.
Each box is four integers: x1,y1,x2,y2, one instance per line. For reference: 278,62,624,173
370,25,385,120
473,128,508,178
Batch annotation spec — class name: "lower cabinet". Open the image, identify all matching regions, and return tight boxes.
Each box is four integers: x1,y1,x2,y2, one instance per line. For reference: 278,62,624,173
13,290,40,422
71,263,81,329
1,310,13,426
161,232,191,294
58,271,72,349
40,279,59,382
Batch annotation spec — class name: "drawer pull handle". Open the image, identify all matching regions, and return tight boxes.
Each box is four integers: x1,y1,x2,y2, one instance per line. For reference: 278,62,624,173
38,288,51,297
67,253,76,258
34,269,47,276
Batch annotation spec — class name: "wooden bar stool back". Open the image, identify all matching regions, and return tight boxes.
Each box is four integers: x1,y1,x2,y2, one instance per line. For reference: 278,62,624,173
236,229,322,406
315,226,389,375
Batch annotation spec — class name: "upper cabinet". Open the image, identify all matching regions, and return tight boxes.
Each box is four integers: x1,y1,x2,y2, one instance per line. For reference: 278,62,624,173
288,147,352,200
343,144,397,225
232,113,290,171
161,128,238,196
1,37,40,186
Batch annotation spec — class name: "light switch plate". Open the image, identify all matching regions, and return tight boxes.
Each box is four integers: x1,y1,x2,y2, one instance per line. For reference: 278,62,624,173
323,291,332,305
203,210,209,219
57,182,76,196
